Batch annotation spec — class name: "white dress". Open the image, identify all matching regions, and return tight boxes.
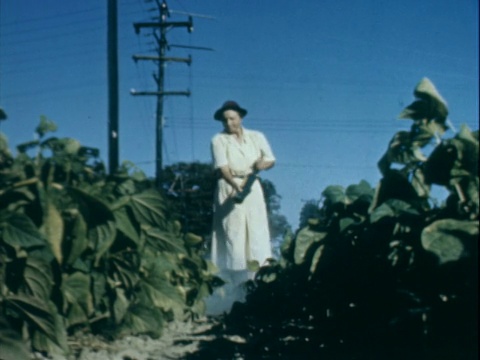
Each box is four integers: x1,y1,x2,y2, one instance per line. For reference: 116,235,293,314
210,128,275,271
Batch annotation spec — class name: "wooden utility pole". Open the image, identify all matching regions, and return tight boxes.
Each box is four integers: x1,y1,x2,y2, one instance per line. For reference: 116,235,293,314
131,0,192,187
107,0,119,174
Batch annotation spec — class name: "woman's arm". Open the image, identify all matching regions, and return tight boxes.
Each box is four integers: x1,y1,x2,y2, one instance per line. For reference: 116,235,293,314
218,166,243,193
254,158,275,171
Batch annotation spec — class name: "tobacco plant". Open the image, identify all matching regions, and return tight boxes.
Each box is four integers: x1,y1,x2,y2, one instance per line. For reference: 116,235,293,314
186,78,478,360
0,117,220,358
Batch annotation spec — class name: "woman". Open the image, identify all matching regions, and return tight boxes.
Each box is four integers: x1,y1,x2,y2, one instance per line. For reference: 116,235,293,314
210,100,275,280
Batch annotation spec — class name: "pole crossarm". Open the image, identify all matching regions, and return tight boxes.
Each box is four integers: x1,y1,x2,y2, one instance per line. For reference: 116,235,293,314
133,18,193,34
132,54,192,65
130,90,191,97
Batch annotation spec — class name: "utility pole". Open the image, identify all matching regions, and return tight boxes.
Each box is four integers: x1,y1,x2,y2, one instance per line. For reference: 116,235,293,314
107,0,119,174
131,0,192,187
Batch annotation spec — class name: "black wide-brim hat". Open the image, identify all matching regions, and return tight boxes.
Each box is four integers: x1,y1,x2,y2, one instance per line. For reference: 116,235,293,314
213,100,248,120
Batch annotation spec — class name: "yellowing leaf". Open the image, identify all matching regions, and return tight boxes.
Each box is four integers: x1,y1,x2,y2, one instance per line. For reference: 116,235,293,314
40,202,64,264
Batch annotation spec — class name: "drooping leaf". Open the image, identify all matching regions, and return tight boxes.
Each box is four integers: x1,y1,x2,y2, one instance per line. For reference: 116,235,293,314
119,304,164,338
0,316,30,360
113,206,142,248
91,271,108,310
113,288,130,325
421,219,478,264
293,227,328,265
4,295,57,344
110,252,140,290
30,300,68,355
23,257,54,300
140,257,186,317
399,77,448,123
39,201,64,264
61,272,93,328
309,244,326,276
64,210,88,266
90,219,116,266
69,187,117,265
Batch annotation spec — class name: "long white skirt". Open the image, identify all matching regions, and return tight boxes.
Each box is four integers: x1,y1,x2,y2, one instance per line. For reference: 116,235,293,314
211,177,272,271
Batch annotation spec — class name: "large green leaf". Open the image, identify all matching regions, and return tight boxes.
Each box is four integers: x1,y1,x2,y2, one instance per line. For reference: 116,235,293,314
129,189,167,226
321,185,345,205
370,199,419,224
120,304,164,338
4,295,57,344
90,219,116,266
421,219,478,264
30,300,68,356
113,288,130,325
399,77,448,123
61,272,93,328
144,226,186,254
345,180,374,203
113,206,142,248
293,227,328,265
0,212,47,251
140,257,186,317
23,257,54,300
69,187,117,265
0,316,30,360
110,252,140,290
64,210,88,266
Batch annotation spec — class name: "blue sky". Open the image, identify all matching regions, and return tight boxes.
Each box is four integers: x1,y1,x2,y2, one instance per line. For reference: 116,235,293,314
0,0,478,230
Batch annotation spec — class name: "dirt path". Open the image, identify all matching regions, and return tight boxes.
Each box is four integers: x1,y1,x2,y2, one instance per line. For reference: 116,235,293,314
30,316,221,360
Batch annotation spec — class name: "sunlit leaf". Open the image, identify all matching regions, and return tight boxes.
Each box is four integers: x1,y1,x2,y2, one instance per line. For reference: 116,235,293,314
35,116,58,138
39,202,64,264
321,185,345,205
421,219,478,264
309,244,326,276
399,77,448,123
293,227,327,265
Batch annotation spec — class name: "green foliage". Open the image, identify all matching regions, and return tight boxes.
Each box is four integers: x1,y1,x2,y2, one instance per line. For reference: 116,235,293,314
189,78,478,359
0,119,220,356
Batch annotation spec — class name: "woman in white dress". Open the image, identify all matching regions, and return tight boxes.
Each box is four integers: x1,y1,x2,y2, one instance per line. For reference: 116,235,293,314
210,100,275,282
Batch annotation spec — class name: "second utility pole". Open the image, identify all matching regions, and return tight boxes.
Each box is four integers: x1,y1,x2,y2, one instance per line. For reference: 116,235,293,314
132,0,192,187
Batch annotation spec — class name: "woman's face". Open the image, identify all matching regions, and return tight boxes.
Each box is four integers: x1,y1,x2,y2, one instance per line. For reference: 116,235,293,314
221,110,243,134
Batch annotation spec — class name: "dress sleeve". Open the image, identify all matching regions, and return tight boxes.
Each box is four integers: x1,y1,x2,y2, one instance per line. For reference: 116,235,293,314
211,135,228,168
256,132,275,162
